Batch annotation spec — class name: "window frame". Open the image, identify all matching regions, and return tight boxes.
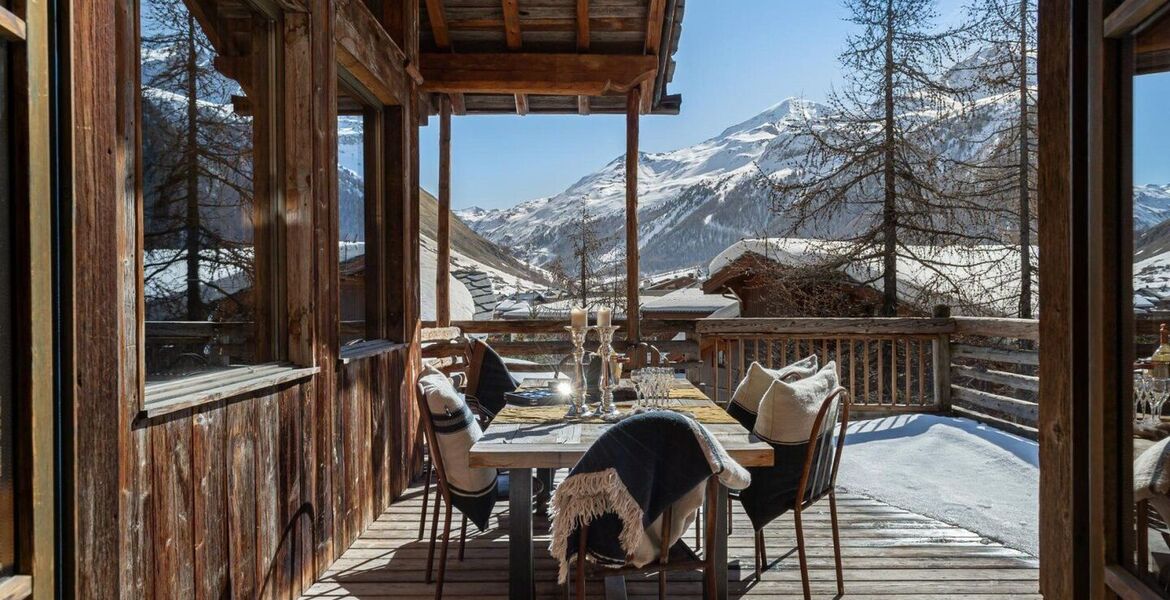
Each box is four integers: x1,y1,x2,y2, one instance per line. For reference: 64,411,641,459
135,0,313,413
336,67,395,358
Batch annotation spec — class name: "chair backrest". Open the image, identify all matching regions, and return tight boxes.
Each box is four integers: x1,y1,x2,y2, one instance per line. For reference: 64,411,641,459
415,381,453,503
794,386,850,508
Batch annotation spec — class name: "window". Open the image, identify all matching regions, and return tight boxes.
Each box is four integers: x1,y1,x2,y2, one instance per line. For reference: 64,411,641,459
337,74,383,347
139,0,277,382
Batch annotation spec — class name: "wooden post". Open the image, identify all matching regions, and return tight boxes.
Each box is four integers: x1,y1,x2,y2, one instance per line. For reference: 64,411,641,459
626,88,640,354
437,94,452,327
932,305,952,413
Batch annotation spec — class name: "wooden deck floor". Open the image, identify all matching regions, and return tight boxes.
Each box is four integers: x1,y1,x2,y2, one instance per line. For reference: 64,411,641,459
302,482,1040,599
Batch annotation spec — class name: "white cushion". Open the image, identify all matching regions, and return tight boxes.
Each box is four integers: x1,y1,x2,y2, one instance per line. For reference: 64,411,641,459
418,365,498,498
729,355,819,416
753,362,839,444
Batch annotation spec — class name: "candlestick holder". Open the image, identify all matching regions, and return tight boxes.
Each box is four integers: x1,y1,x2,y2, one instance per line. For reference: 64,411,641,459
595,325,620,416
563,326,594,418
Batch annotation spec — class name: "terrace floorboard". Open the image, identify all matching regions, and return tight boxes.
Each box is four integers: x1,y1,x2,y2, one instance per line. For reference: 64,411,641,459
303,481,1039,599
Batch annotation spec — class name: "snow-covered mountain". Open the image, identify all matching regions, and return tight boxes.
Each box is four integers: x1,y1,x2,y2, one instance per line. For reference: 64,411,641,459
458,86,1170,276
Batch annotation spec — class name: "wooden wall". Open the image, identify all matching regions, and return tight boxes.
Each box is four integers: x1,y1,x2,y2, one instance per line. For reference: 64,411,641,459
67,0,424,598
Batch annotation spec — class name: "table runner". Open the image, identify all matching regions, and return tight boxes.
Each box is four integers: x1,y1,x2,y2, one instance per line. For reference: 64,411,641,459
492,399,739,425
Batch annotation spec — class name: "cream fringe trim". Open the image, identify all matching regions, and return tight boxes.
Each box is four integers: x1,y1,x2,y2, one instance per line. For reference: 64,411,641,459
548,468,645,584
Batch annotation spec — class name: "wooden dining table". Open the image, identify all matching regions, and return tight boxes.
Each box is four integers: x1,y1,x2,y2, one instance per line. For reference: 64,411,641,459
468,377,774,600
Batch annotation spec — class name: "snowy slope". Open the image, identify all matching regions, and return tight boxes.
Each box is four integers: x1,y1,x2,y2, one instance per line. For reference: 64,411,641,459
460,82,1169,280
838,414,1038,556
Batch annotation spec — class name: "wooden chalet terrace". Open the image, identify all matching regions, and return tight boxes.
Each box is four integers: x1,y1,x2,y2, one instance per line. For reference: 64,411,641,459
1,0,1167,599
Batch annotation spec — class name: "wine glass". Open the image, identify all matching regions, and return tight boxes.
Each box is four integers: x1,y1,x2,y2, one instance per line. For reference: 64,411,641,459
1135,370,1150,426
1150,378,1170,427
630,370,646,409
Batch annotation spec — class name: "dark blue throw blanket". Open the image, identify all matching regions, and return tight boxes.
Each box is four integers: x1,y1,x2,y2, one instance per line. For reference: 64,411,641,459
549,412,750,583
468,339,519,418
737,440,823,531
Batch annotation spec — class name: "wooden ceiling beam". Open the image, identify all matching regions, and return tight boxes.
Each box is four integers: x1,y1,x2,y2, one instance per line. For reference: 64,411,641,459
644,0,666,54
576,0,590,50
444,17,641,32
335,0,410,105
502,0,523,49
420,53,658,95
424,0,452,48
514,93,529,115
450,92,467,115
577,95,590,115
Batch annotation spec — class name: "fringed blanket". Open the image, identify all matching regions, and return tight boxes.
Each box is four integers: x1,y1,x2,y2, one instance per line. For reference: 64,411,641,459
548,411,750,584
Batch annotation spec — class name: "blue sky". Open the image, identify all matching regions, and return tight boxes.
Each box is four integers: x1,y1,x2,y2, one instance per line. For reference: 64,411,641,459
419,0,1167,210
1135,72,1170,187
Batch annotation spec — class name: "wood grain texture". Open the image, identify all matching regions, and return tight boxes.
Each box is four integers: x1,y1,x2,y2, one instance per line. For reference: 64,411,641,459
625,88,641,349
419,52,658,95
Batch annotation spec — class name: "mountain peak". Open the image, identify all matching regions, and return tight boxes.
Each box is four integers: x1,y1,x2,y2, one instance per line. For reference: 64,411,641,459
717,97,821,138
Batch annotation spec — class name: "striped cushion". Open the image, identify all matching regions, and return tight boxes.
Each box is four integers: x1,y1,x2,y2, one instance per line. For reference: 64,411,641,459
419,366,498,529
726,355,819,430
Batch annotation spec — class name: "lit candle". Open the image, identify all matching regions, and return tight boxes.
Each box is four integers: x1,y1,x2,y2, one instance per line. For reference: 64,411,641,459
597,306,612,328
571,306,587,330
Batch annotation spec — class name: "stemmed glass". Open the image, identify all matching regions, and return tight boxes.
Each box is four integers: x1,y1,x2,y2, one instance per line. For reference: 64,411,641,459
1149,377,1170,427
630,370,647,409
1135,370,1150,426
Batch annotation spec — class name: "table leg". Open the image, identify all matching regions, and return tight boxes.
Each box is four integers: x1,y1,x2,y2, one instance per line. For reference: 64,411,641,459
703,480,729,600
510,468,534,600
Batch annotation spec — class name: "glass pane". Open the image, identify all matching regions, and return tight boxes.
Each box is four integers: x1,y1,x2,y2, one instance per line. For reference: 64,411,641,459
140,0,260,381
0,38,15,578
338,87,367,345
1131,12,1170,591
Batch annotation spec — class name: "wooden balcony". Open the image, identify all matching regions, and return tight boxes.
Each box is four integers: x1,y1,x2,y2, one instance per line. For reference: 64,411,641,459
303,481,1040,599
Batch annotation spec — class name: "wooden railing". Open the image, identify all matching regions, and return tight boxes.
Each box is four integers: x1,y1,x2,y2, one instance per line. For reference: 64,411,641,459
421,315,1041,438
696,318,952,412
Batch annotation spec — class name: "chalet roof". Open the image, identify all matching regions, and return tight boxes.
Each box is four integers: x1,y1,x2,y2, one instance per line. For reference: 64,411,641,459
704,238,1036,317
419,0,686,115
641,287,736,315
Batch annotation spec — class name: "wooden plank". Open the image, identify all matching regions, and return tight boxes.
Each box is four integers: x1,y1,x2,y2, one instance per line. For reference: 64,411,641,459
437,95,452,326
951,385,1038,423
932,335,951,411
255,395,279,599
950,344,1039,366
193,404,229,599
644,0,667,54
952,407,1039,441
419,53,658,95
1104,0,1170,37
0,576,32,600
225,400,258,598
424,0,452,49
335,0,410,105
576,0,589,50
0,6,26,41
626,88,640,351
502,0,522,49
514,93,529,115
951,364,1040,393
950,317,1040,340
152,417,195,598
697,318,955,336
430,318,695,336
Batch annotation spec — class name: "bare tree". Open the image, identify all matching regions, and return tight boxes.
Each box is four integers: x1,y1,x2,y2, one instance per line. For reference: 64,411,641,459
957,0,1038,318
141,0,255,324
763,0,970,316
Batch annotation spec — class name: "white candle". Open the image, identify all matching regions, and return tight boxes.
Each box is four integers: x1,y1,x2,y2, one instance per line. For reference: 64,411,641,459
571,306,587,330
597,306,612,327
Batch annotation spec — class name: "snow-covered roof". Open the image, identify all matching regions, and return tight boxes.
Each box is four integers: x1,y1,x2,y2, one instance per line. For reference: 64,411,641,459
420,245,475,322
642,287,737,315
707,238,1037,316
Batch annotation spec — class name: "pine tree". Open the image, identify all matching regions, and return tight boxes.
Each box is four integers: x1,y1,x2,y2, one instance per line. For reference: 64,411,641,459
764,0,967,316
141,0,255,324
958,0,1038,318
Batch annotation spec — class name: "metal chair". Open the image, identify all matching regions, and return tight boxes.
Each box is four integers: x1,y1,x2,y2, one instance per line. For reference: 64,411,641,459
753,387,850,600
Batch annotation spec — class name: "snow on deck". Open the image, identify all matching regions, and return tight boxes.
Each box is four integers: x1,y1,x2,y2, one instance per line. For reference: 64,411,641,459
838,414,1038,556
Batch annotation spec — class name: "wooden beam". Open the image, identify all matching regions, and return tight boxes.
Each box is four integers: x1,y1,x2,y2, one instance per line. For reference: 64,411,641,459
0,6,26,41
502,0,522,49
626,88,641,350
644,0,667,54
514,93,529,115
420,53,658,95
577,95,590,115
424,0,452,48
576,0,590,50
437,96,452,327
1104,0,1169,37
334,0,410,105
449,92,467,115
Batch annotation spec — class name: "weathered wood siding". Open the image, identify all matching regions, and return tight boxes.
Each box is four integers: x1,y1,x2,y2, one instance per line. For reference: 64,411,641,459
67,1,424,598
